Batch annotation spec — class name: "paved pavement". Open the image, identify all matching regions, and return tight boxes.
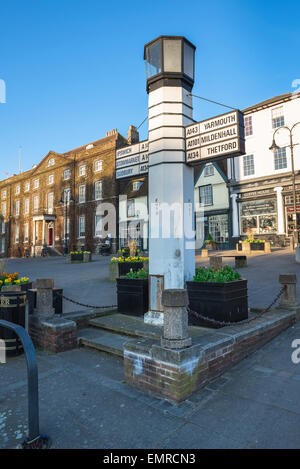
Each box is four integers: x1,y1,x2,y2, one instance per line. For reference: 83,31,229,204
2,248,300,312
1,320,300,449
1,249,300,448
1,255,116,313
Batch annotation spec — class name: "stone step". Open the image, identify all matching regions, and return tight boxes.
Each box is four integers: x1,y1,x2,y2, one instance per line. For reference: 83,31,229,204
89,313,163,339
89,313,212,339
78,327,130,357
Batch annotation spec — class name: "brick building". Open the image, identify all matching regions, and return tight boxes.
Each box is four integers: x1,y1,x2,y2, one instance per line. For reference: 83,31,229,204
0,129,129,257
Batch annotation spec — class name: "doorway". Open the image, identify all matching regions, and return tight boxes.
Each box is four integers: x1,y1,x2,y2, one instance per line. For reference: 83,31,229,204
48,227,54,246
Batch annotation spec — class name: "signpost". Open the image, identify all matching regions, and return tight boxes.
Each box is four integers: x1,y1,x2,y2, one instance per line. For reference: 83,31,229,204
185,109,245,164
116,140,149,179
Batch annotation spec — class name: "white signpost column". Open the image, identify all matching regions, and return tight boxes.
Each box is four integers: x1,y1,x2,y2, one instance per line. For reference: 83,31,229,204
144,36,196,325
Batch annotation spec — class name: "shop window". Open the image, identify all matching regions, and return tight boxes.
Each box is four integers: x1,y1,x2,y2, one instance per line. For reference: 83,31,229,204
241,217,258,234
127,199,135,218
243,154,255,176
259,215,277,233
240,199,277,234
199,185,213,206
274,147,287,170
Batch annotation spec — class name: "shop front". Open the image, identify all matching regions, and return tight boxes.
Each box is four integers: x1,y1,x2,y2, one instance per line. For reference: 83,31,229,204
203,211,230,250
239,198,278,237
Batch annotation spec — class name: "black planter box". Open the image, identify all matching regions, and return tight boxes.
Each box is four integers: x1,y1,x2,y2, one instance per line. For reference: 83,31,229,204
117,278,148,316
186,279,248,328
0,291,27,356
249,243,264,251
0,282,32,292
238,243,264,251
71,253,84,261
118,262,144,277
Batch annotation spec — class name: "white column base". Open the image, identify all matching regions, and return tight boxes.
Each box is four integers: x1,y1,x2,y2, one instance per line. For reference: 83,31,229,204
144,311,164,326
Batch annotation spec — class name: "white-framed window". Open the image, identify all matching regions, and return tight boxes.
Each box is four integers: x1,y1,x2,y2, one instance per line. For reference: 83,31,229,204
285,194,300,205
95,180,103,200
127,199,135,218
244,116,253,136
24,198,30,215
95,215,102,237
47,158,55,167
243,154,255,176
48,174,54,185
272,106,284,129
63,169,70,180
1,202,6,217
33,195,39,212
79,165,86,177
1,220,5,234
204,165,214,177
274,147,287,170
199,185,213,206
63,188,71,204
79,216,85,237
94,160,103,172
64,217,70,239
15,185,20,195
15,224,19,243
1,190,7,200
33,179,39,189
0,237,5,253
24,222,29,242
48,192,54,213
79,185,86,203
24,181,30,192
15,200,20,216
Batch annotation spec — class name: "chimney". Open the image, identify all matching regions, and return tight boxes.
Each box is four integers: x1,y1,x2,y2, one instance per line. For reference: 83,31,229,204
127,125,139,145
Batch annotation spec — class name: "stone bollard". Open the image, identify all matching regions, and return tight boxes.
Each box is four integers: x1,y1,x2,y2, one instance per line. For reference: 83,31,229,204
295,246,300,264
34,278,55,315
161,289,192,349
209,256,222,270
278,274,299,309
264,242,271,253
201,249,208,258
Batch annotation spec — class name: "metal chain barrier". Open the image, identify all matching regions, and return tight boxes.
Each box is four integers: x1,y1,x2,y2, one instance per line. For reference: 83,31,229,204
55,291,117,310
187,285,286,327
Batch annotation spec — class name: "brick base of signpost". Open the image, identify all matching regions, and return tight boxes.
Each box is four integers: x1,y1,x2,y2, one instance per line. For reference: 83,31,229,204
29,315,77,353
124,308,299,402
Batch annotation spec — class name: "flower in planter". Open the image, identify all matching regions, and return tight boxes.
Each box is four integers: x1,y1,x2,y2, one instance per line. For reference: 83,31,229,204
193,265,241,283
126,268,149,279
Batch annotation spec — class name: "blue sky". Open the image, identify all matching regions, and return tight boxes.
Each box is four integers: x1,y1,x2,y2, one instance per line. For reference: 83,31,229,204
0,0,299,178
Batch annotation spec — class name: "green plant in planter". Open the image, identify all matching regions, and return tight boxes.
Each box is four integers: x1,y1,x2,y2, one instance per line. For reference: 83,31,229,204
244,238,265,243
193,264,241,283
126,268,149,279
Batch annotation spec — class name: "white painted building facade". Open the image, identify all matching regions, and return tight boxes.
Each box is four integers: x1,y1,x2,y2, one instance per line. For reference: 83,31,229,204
227,91,300,246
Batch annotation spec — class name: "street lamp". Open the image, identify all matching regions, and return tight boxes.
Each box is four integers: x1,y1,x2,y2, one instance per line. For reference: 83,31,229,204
59,189,74,255
270,122,300,247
